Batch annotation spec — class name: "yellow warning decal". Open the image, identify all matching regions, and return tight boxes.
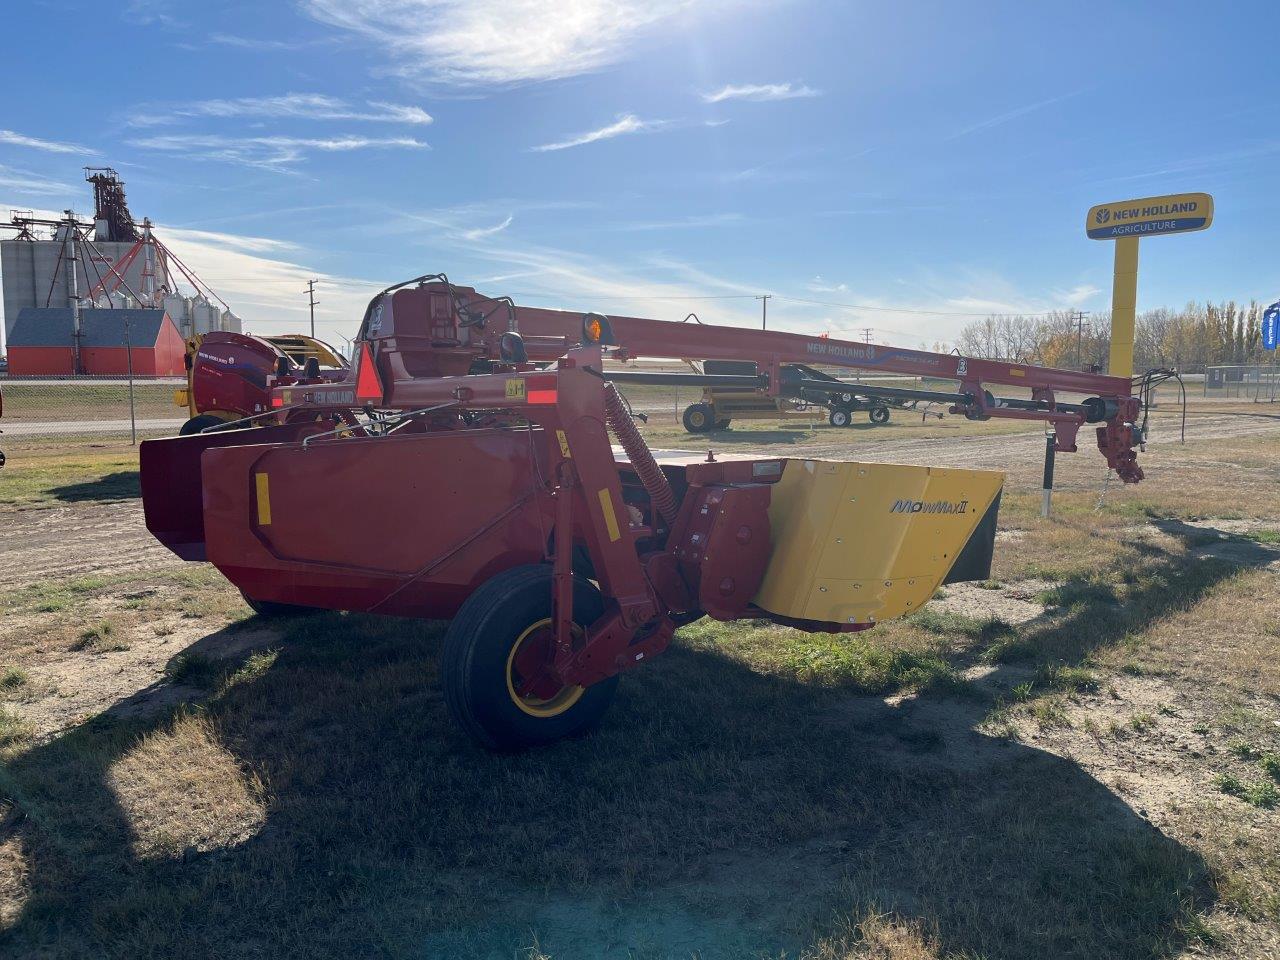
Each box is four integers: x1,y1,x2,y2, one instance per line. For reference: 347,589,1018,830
556,429,572,458
255,473,272,526
505,379,526,400
597,488,621,542
1009,369,1025,377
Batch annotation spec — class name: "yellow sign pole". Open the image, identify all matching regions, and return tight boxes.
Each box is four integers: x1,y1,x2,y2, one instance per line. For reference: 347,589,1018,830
1108,236,1140,378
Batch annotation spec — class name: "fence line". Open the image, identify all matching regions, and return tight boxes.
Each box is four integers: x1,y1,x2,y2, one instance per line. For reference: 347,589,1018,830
1203,364,1280,402
0,373,187,440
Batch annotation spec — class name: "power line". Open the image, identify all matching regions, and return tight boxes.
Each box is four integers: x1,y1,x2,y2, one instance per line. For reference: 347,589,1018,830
197,277,388,286
773,294,1059,319
189,277,1065,320
504,292,759,302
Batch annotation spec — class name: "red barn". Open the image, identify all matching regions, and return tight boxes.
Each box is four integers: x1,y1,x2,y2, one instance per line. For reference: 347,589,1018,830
7,308,186,376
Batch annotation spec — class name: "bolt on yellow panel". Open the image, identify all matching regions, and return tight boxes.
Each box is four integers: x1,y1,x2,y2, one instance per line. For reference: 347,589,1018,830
753,460,1004,625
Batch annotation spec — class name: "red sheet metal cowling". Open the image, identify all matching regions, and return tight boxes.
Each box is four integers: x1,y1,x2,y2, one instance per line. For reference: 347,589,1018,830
141,421,328,560
200,426,558,617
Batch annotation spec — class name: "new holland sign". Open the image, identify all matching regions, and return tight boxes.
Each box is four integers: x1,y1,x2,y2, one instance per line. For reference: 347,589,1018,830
1263,302,1279,352
1086,192,1213,240
1086,190,1213,379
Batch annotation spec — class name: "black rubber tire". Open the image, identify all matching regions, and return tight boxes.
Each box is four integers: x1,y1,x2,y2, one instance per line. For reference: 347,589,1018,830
869,406,891,425
682,403,715,434
179,413,227,436
828,407,852,428
715,419,732,430
441,564,618,751
241,591,316,618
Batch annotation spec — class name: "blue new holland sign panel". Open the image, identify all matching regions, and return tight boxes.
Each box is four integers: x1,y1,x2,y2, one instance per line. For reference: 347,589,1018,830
1263,302,1280,351
1086,192,1214,240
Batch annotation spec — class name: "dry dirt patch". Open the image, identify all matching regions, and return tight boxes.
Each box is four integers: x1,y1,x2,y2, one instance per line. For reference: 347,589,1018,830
929,578,1056,627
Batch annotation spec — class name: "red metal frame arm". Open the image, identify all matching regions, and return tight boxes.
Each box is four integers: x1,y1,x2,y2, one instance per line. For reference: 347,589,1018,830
271,281,1147,482
477,302,1133,400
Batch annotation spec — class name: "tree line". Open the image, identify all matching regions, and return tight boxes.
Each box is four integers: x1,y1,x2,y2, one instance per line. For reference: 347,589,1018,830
953,301,1276,372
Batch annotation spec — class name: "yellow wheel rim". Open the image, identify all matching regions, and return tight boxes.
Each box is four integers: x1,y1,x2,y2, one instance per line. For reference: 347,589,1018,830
690,410,706,427
505,618,585,718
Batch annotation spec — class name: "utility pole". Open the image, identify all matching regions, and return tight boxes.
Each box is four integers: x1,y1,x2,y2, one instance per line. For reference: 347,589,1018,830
1070,310,1090,370
756,294,771,330
306,279,318,338
849,329,873,381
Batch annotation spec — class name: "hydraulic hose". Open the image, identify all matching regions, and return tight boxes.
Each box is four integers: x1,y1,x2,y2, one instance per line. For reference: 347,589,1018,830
602,382,679,525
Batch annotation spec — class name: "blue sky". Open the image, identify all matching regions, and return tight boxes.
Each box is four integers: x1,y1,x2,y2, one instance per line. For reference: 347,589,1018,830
2,0,1278,348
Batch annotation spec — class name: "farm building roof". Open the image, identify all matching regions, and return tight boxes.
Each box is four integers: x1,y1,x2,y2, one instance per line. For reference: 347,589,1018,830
8,308,172,348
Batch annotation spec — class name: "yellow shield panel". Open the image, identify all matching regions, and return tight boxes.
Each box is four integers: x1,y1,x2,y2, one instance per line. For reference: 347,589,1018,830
754,460,1005,625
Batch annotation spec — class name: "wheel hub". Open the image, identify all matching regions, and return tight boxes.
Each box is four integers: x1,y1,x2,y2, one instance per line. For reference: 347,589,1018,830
505,618,585,717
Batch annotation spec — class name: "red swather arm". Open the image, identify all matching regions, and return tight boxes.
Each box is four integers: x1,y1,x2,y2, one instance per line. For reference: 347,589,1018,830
471,294,1144,483
277,280,1147,482
481,303,1132,401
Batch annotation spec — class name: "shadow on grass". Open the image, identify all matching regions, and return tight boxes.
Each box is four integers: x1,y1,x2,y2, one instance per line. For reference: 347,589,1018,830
833,419,906,432
980,520,1275,668
47,471,140,503
689,427,816,444
0,602,1213,959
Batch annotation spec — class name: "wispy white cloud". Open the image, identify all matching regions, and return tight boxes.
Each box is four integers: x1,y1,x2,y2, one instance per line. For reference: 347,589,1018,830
208,33,316,51
807,275,849,293
531,114,662,152
124,0,181,27
0,129,95,155
942,295,1036,315
132,93,432,127
300,0,729,86
161,226,301,255
946,91,1080,140
1081,139,1280,188
814,201,945,217
1054,283,1102,306
721,157,810,185
0,166,76,196
612,212,744,231
701,81,819,103
156,224,383,339
128,133,429,170
461,215,514,241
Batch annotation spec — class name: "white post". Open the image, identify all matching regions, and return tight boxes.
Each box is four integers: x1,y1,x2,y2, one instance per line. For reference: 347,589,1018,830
124,316,136,445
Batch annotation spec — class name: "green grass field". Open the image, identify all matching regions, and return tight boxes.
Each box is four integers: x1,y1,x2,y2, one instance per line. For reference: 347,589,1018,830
1,382,183,423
